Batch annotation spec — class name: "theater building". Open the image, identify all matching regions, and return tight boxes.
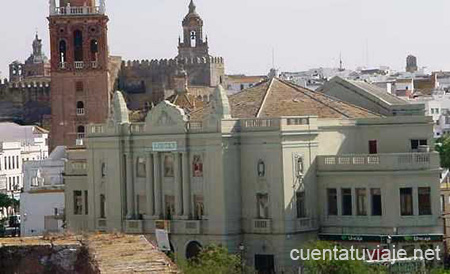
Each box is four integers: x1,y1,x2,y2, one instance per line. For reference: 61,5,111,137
64,78,442,272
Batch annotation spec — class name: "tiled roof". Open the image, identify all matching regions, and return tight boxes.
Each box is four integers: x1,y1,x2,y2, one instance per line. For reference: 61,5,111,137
345,79,409,105
228,78,380,119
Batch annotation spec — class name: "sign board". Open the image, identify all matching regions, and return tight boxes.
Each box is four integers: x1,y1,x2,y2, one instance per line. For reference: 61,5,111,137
319,234,443,243
155,229,171,251
152,142,177,152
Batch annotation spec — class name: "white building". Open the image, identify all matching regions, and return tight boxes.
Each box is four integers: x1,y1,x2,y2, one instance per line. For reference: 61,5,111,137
65,80,441,272
0,123,49,218
20,146,66,236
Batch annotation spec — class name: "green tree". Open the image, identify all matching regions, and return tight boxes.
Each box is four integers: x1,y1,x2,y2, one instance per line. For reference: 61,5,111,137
178,245,248,274
302,241,386,274
0,193,13,209
436,135,450,169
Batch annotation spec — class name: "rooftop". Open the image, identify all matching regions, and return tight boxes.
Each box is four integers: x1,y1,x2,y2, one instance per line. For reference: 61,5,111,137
228,78,381,119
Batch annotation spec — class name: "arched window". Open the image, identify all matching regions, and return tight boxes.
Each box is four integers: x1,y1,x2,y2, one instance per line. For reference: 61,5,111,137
76,101,85,115
257,160,266,177
59,40,67,66
73,30,83,62
186,241,202,260
90,39,99,67
77,125,85,140
190,31,196,47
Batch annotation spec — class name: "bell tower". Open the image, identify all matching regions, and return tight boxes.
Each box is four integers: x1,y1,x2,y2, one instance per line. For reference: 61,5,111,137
48,0,110,148
178,0,209,59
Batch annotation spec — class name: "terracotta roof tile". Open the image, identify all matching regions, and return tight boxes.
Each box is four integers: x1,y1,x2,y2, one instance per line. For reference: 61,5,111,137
229,78,380,119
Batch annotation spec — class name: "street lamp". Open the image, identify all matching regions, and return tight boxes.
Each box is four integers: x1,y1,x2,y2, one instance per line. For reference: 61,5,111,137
239,243,245,274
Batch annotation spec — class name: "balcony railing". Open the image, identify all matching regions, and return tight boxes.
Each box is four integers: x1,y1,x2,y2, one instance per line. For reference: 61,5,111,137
317,152,440,172
125,220,144,234
59,62,67,69
51,6,104,16
295,218,318,232
91,61,98,68
252,219,271,234
76,108,85,116
74,62,84,69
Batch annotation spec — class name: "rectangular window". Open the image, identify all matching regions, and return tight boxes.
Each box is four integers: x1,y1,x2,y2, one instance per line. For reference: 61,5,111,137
327,188,338,215
194,195,205,220
441,195,445,213
369,140,378,154
296,191,306,218
16,156,19,169
256,193,269,219
371,188,382,216
411,139,428,151
4,157,6,170
400,188,413,216
418,187,432,215
164,195,175,220
84,190,89,215
136,157,146,178
356,188,367,216
100,194,106,218
342,188,352,216
74,191,83,215
75,81,84,92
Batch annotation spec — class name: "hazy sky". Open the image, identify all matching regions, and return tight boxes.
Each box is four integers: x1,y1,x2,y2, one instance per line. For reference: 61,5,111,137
2,0,450,78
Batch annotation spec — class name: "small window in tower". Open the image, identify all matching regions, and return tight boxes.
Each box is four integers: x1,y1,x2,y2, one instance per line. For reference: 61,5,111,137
77,125,85,140
190,31,196,47
76,101,85,116
73,30,83,62
90,40,99,66
75,81,84,92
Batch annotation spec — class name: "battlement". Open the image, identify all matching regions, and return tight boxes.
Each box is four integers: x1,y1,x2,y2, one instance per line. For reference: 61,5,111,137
121,56,224,69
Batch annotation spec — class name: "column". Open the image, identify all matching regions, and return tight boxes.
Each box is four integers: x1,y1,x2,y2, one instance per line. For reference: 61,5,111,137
145,153,154,217
174,153,183,217
153,152,162,218
125,153,135,219
182,152,191,218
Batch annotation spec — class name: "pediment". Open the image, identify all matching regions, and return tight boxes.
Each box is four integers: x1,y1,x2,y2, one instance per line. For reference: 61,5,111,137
145,100,188,133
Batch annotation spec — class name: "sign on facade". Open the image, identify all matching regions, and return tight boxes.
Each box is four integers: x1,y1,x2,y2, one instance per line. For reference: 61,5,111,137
155,229,171,251
152,142,177,152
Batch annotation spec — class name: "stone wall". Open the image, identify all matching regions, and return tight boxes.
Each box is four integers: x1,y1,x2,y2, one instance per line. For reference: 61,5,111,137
119,57,224,110
0,79,51,127
0,244,97,274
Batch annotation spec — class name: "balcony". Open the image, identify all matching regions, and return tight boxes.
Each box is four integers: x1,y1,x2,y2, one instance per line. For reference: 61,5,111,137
76,108,85,116
184,220,201,234
317,152,440,172
91,61,98,69
97,219,107,229
74,62,84,69
252,219,271,234
59,62,67,69
295,218,318,232
51,5,104,16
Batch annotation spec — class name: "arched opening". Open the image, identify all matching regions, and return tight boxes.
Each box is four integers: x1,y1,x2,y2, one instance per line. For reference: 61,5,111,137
190,31,196,47
186,241,202,260
76,101,85,115
90,39,99,67
77,125,85,140
73,30,83,62
59,40,67,66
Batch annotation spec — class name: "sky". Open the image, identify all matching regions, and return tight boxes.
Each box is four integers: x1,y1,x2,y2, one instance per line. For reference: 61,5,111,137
2,0,450,78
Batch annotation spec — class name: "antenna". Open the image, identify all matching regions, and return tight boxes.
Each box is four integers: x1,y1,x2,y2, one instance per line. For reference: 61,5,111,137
339,52,344,72
271,47,275,69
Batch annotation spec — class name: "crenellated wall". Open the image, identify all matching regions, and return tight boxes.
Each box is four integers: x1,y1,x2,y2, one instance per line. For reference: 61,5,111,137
118,56,225,110
0,79,51,126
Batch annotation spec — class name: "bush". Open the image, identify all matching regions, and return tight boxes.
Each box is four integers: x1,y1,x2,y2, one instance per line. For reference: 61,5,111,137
178,245,248,274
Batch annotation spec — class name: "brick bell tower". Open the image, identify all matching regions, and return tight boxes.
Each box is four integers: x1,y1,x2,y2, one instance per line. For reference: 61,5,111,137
48,0,110,148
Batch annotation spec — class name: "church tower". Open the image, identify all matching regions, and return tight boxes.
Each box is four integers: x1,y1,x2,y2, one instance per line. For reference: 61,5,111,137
48,0,110,148
178,0,209,59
